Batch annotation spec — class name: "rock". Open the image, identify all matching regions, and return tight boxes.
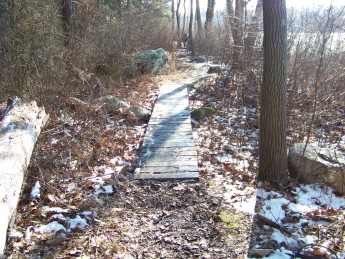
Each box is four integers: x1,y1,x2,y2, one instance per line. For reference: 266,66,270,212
97,95,129,112
129,106,151,121
135,48,169,75
207,66,222,74
189,56,206,63
191,107,216,121
288,143,345,195
249,248,274,258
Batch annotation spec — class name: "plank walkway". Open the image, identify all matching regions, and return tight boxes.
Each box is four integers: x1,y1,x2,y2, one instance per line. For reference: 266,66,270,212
133,83,199,180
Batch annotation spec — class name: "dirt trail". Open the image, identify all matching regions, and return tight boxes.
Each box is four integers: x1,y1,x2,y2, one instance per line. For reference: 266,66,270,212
5,60,254,258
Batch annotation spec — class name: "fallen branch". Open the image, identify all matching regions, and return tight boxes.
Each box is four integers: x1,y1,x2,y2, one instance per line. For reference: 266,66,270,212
0,98,49,257
255,213,292,237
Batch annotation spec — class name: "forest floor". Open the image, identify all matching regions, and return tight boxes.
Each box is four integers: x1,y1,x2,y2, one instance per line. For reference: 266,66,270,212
4,55,345,258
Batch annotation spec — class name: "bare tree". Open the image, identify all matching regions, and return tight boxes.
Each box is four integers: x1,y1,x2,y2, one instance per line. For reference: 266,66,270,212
61,0,72,36
172,0,175,30
115,0,122,18
189,0,196,56
245,0,263,64
195,0,202,36
231,0,245,70
205,0,215,30
176,0,182,42
259,0,288,185
127,0,132,13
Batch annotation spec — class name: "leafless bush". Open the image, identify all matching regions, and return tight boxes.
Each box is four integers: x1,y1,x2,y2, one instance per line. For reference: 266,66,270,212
286,6,345,147
0,0,66,103
0,0,175,108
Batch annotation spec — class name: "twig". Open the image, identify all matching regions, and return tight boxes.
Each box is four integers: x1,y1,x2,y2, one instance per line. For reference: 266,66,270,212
255,213,292,237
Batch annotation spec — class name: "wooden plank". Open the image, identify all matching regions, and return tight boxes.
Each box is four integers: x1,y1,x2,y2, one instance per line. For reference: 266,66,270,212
150,113,190,119
139,156,198,163
142,142,195,148
142,136,194,144
146,126,192,132
142,135,194,143
139,149,198,157
141,160,197,167
133,171,199,180
139,165,199,173
149,117,191,125
140,146,197,152
144,132,193,138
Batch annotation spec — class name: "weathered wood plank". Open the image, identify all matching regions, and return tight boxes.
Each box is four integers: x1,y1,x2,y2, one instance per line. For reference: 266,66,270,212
140,149,198,157
139,165,199,173
141,160,197,167
139,156,198,163
143,142,195,148
133,171,199,180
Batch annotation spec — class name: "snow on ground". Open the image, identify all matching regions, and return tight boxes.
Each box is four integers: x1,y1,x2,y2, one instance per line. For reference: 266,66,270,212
188,68,345,258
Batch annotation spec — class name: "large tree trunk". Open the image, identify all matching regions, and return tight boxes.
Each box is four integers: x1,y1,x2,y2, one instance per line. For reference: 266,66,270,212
0,99,49,257
115,0,122,18
61,0,72,35
259,0,288,186
127,0,132,12
171,0,175,30
205,0,215,30
231,0,245,70
188,0,196,56
195,0,202,36
176,0,182,43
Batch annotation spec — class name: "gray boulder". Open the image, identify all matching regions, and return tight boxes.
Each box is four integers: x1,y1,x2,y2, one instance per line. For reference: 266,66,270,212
129,106,151,121
96,95,129,113
189,56,206,63
288,143,345,195
135,48,169,75
191,107,216,121
207,66,222,74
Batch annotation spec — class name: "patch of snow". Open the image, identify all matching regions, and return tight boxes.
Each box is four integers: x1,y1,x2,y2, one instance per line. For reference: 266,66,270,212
67,215,88,231
50,214,66,222
24,226,34,241
293,184,345,211
102,185,113,194
42,207,69,213
82,211,97,218
30,181,41,199
258,189,289,223
37,221,66,234
67,182,76,192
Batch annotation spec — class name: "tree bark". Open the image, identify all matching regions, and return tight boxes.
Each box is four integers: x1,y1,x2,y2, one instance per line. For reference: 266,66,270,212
61,0,72,37
231,0,245,70
115,0,122,18
259,0,288,186
176,0,182,43
205,0,215,30
195,0,202,36
127,0,132,13
189,0,195,56
245,0,262,64
171,0,175,30
0,99,49,257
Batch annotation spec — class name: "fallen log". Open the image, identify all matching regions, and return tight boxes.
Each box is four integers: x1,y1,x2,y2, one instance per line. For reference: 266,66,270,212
0,98,49,257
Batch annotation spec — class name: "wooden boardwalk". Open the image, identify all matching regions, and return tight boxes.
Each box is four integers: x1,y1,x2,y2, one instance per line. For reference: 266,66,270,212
134,83,199,180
